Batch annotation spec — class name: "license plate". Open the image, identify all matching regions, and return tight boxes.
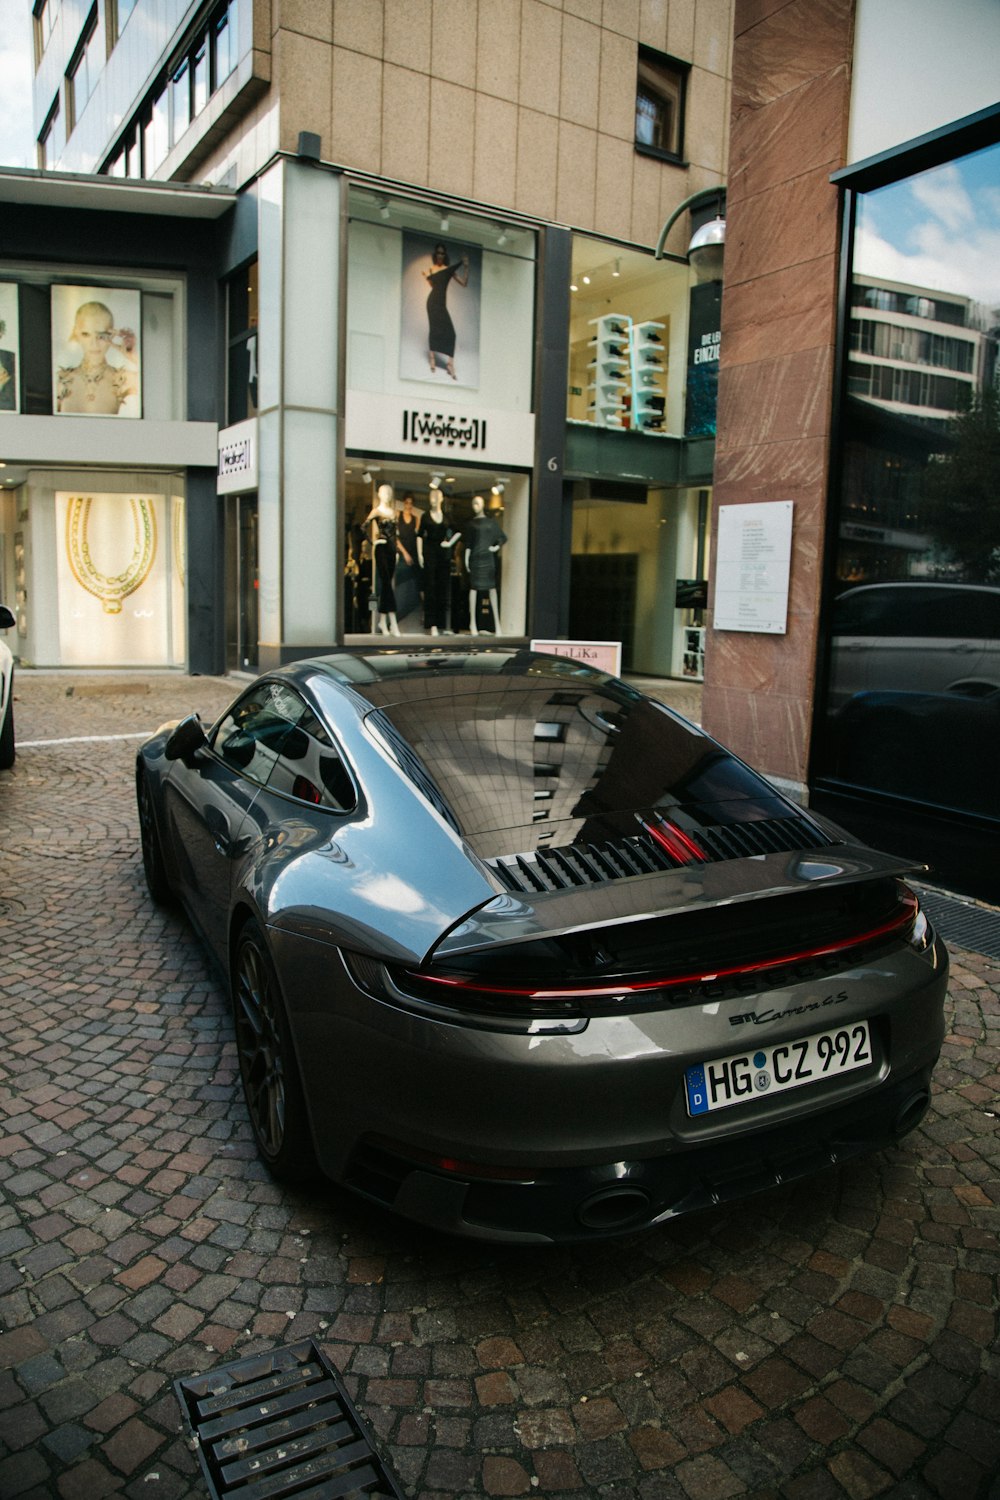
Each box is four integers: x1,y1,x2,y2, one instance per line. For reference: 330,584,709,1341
685,1021,873,1116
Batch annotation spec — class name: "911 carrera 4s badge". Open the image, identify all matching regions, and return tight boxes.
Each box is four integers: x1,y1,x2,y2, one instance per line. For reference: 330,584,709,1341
685,1021,873,1116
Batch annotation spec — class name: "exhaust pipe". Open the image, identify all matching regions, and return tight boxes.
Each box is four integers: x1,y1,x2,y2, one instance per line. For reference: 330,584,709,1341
577,1186,651,1231
893,1089,930,1140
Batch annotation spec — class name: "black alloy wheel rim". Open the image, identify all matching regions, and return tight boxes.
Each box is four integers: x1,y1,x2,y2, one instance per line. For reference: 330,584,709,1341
138,778,157,879
235,940,286,1158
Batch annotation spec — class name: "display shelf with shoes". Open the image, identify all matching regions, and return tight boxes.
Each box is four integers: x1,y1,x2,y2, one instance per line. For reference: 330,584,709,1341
588,314,632,428
631,321,667,432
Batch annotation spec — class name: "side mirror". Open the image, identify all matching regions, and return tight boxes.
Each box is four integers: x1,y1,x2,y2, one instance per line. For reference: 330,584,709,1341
0,605,14,630
165,713,209,764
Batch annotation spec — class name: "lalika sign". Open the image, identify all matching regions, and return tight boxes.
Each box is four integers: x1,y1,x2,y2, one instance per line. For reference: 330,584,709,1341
530,639,623,676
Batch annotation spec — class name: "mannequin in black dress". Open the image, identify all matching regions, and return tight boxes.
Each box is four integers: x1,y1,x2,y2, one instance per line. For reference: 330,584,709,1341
464,495,506,634
363,483,401,635
419,487,460,634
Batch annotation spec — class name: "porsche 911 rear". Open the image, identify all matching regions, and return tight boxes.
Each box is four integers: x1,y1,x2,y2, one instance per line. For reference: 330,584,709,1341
270,659,947,1245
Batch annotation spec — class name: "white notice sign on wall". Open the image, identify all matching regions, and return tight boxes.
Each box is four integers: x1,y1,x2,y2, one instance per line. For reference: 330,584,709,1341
714,501,794,634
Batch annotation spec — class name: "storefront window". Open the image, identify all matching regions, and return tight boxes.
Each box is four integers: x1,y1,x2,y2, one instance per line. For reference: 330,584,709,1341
569,485,709,677
52,485,185,666
342,466,528,640
815,136,1000,824
1,269,183,419
344,191,537,641
567,240,690,436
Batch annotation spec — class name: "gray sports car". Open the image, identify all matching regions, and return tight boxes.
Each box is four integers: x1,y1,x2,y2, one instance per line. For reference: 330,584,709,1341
136,650,947,1243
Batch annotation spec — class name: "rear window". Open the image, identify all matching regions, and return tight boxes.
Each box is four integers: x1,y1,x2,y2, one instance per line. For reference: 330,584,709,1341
364,680,786,848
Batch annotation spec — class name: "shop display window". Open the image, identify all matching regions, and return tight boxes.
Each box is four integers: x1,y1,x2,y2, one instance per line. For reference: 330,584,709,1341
343,192,536,643
567,238,689,437
0,270,183,420
342,468,528,642
569,484,709,678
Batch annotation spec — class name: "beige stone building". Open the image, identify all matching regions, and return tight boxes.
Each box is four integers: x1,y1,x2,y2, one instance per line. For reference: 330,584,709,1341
8,0,732,682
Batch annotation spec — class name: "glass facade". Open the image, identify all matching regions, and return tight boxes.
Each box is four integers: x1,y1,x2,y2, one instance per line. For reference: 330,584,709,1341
813,135,1000,889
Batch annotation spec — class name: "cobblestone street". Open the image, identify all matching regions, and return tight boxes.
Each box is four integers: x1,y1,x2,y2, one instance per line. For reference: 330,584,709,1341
1,670,998,1500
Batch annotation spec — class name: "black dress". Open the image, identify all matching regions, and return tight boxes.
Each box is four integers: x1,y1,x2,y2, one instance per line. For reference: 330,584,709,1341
426,264,462,359
373,516,398,613
464,514,506,590
422,514,454,630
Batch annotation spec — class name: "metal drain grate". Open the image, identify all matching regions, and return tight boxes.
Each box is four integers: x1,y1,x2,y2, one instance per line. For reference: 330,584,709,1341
174,1339,403,1500
914,885,1000,961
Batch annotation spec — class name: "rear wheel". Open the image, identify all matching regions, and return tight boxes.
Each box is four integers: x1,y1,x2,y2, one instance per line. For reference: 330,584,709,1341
232,919,317,1181
137,770,172,904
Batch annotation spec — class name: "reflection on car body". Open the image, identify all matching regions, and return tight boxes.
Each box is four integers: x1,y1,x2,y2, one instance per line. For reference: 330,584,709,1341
136,649,948,1243
829,581,1000,708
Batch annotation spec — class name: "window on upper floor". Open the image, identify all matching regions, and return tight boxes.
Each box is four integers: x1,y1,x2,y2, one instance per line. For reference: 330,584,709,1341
112,0,139,40
213,0,238,88
635,46,688,163
170,57,191,144
101,0,242,177
67,7,103,131
33,0,62,68
37,93,64,169
142,83,169,175
192,34,209,116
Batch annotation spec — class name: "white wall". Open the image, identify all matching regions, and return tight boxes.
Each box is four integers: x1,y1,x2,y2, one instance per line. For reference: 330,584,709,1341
849,0,1000,164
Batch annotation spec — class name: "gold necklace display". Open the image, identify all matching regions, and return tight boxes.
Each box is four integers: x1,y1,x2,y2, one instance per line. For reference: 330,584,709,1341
65,495,157,614
172,497,186,587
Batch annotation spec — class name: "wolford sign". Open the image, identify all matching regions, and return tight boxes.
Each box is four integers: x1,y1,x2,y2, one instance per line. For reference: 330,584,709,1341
344,392,535,469
402,409,486,451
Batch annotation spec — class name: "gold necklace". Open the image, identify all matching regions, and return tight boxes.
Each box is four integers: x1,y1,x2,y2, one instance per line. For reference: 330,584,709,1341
65,495,157,614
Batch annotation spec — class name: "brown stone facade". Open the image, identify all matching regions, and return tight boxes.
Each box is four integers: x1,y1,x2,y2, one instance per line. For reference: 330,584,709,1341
702,0,855,789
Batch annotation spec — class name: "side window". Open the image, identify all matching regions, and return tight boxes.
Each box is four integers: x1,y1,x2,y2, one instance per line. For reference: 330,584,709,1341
213,681,356,811
212,682,297,784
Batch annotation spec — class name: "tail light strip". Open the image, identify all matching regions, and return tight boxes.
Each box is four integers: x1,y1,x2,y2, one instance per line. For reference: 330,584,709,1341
406,893,921,1002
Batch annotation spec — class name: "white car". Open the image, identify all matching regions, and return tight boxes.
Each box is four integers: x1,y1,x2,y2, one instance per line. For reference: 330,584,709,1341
0,604,15,769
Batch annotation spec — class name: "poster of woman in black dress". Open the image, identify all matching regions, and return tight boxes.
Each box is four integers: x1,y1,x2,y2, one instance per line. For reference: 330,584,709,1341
400,233,481,388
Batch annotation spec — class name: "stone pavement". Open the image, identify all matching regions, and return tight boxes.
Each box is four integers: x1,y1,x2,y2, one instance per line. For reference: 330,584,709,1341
1,670,998,1500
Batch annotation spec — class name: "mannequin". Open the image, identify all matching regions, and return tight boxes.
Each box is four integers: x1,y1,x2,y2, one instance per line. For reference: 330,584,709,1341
363,483,401,636
464,494,507,634
420,487,460,635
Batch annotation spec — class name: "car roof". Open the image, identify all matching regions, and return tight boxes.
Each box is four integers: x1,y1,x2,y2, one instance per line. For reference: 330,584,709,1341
288,647,628,704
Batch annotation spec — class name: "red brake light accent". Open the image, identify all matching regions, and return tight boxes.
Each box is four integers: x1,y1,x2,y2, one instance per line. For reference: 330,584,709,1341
410,893,920,1002
640,814,707,864
292,775,322,804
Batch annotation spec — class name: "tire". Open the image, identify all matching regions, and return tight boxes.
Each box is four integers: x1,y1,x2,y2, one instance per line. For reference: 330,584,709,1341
137,769,173,905
0,673,14,770
232,919,317,1182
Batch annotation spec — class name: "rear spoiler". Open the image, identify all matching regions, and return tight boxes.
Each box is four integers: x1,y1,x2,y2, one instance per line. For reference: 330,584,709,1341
429,844,925,961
